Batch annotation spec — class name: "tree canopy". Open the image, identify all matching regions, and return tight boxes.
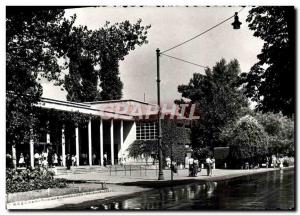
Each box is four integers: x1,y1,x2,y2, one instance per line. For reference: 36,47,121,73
176,59,248,150
254,112,294,156
60,20,151,102
6,8,73,148
241,6,295,116
221,115,269,168
6,7,150,151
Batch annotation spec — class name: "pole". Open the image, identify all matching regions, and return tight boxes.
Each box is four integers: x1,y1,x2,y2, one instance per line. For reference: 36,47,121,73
156,48,164,180
171,143,173,181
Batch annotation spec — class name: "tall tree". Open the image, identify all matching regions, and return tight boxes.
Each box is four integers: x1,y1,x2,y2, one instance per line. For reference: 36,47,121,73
176,59,248,150
6,7,74,167
62,20,151,102
241,6,295,116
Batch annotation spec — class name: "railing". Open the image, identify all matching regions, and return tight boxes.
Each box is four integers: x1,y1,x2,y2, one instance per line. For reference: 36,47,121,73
108,165,159,177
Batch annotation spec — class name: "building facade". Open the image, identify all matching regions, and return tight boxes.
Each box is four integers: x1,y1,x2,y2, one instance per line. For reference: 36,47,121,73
14,97,164,168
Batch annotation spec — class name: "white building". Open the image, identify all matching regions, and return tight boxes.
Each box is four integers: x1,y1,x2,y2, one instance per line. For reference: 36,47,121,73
15,97,189,168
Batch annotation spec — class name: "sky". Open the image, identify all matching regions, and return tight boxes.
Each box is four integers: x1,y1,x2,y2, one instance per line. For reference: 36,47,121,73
41,6,264,104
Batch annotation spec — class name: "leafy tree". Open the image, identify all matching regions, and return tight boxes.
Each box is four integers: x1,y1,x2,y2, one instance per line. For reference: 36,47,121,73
6,7,74,168
61,20,151,102
221,115,268,168
255,112,294,156
241,6,295,116
127,140,157,165
176,59,248,150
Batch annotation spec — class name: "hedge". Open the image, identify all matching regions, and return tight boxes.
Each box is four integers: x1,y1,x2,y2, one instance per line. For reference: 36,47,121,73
6,167,68,193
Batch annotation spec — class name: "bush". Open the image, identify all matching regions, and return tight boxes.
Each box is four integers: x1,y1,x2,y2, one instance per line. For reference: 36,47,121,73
6,167,68,193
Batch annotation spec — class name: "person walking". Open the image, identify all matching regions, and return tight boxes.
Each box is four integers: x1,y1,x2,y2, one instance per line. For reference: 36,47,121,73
206,156,212,176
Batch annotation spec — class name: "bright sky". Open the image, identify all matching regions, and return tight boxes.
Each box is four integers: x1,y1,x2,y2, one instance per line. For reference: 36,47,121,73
41,6,264,104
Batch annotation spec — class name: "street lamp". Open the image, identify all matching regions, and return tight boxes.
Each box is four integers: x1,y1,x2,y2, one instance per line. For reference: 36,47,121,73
155,12,241,180
156,48,164,180
232,12,242,29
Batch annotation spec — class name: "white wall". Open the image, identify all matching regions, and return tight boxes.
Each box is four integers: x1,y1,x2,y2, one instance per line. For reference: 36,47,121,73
119,121,136,162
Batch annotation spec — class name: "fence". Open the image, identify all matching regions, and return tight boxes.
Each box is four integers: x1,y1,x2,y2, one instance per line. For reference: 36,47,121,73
108,165,159,177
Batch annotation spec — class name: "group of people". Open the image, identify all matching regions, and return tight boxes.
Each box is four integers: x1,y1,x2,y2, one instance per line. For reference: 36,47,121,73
33,151,60,168
188,156,215,177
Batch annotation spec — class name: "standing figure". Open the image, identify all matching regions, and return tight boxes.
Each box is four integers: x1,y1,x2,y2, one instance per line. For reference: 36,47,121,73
53,153,58,166
18,153,25,167
166,156,171,168
92,153,97,165
103,152,107,167
24,153,30,168
206,156,212,176
66,154,72,170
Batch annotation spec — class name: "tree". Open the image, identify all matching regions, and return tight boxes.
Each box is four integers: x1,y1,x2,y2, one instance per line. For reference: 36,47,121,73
255,112,294,156
221,115,268,168
6,7,74,168
176,59,248,150
61,20,151,102
241,6,295,116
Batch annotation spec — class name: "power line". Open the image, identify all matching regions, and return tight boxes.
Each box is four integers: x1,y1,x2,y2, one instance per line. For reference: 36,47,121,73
161,53,209,69
161,7,245,54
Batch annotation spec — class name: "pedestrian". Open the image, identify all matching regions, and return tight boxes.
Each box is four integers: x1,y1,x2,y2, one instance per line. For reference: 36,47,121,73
47,150,53,167
18,153,25,167
24,153,30,168
42,157,48,168
104,152,107,167
66,154,71,170
58,155,62,166
34,151,40,167
92,153,97,165
206,156,212,176
53,153,58,166
166,156,171,168
71,155,76,166
188,157,194,176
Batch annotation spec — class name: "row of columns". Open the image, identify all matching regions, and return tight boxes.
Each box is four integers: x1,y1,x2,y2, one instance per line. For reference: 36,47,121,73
28,118,124,168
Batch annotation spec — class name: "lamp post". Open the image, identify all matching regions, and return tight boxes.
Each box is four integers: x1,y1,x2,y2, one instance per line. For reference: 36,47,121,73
156,48,164,180
155,12,241,180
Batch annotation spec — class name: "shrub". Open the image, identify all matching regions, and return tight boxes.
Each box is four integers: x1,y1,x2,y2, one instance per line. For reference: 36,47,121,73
6,167,68,193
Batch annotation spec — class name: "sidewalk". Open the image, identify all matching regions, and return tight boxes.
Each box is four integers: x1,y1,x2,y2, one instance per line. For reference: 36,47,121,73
55,167,289,184
8,167,293,210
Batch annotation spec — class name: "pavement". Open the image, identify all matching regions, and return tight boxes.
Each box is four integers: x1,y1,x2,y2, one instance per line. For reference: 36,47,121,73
7,167,292,210
54,167,285,184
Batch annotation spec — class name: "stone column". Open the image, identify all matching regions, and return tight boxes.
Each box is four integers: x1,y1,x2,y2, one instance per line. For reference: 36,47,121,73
110,119,114,165
100,118,104,166
30,128,34,168
61,124,66,167
88,118,92,166
120,120,124,155
75,126,79,166
12,145,17,169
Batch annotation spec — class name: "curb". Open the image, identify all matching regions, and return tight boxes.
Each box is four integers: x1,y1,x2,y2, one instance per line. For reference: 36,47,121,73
7,188,111,207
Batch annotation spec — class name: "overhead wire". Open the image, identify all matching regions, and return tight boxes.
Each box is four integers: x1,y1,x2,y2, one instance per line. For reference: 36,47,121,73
161,6,246,54
161,53,209,69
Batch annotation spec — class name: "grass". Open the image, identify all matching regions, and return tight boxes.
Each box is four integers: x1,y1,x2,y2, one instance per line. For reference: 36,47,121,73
6,183,107,203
